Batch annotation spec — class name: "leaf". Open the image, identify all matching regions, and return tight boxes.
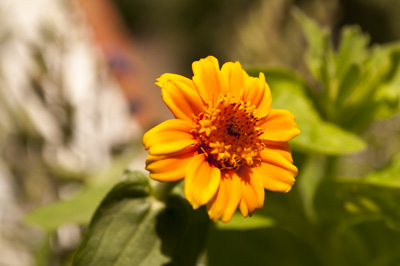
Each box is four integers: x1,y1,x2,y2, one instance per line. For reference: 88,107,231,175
335,26,369,79
208,188,322,265
339,220,400,266
374,47,400,116
315,153,400,231
25,155,135,231
291,10,400,132
73,171,170,266
216,213,275,230
247,68,366,155
363,152,400,186
34,233,52,266
73,171,210,266
156,195,210,266
207,225,319,266
336,64,361,107
296,156,326,221
338,44,400,131
292,8,333,86
25,181,115,231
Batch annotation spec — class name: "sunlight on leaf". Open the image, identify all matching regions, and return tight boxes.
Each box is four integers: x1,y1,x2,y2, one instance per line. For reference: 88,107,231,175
216,213,275,230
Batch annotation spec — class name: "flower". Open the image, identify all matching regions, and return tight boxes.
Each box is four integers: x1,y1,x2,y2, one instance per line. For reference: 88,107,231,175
143,56,300,222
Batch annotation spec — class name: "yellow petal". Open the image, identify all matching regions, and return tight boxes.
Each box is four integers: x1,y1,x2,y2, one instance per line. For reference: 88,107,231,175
260,109,300,142
192,56,223,103
156,73,195,89
243,72,272,118
237,166,265,217
143,119,193,149
149,139,197,156
263,140,293,163
206,170,241,223
161,79,205,122
252,150,298,193
145,151,197,182
221,61,245,100
184,154,221,209
143,119,197,156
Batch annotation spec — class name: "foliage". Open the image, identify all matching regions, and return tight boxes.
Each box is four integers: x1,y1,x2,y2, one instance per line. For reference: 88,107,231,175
25,10,400,266
73,171,210,266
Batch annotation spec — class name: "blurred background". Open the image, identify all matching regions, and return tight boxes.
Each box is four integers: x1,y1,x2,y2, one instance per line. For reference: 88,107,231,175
1,0,400,265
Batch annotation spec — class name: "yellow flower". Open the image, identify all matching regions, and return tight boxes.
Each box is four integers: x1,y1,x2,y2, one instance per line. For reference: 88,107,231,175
143,56,300,222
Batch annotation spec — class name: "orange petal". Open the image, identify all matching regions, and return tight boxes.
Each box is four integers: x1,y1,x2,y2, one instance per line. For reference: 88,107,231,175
243,72,272,118
237,166,265,217
156,73,195,89
184,154,221,209
252,150,298,193
161,79,205,122
192,56,223,103
263,140,293,163
260,109,300,142
221,61,245,100
145,151,197,182
206,170,241,223
149,139,197,156
143,119,198,156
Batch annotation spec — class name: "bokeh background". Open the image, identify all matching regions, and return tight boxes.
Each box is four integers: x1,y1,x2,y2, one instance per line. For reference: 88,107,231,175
1,0,400,265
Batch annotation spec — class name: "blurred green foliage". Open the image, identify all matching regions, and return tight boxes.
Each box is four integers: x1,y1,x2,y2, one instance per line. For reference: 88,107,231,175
25,9,400,266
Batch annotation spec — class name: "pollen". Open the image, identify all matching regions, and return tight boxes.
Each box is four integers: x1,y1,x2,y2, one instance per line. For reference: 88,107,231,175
193,93,265,170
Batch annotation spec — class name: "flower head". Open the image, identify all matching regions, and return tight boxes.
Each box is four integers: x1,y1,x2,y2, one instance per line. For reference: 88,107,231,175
143,56,300,222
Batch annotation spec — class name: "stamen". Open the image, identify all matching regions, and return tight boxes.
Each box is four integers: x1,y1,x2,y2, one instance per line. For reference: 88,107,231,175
192,93,264,170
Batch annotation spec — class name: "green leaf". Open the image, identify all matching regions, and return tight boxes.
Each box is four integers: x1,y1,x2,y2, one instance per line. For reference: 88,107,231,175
34,233,52,266
73,171,169,266
363,152,400,186
247,68,366,154
297,156,326,221
207,225,319,266
292,8,333,86
315,153,400,231
374,47,400,116
216,212,275,230
72,171,210,266
25,154,135,231
291,10,400,132
25,181,115,231
335,26,369,79
336,64,361,107
156,195,210,266
340,220,400,266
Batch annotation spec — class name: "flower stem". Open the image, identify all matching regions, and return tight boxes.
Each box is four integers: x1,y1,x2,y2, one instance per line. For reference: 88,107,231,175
151,180,180,201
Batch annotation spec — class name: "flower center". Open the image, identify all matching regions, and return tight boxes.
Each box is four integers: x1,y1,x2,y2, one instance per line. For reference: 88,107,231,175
193,94,265,170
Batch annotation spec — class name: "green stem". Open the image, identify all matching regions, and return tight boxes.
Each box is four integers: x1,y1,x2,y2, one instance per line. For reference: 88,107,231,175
325,155,339,181
320,155,343,266
151,180,180,201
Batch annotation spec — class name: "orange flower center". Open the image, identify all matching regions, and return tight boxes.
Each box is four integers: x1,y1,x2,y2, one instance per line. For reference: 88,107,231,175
193,94,265,170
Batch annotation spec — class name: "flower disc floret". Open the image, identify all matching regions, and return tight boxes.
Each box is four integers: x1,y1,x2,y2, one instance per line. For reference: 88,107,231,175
193,93,265,170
